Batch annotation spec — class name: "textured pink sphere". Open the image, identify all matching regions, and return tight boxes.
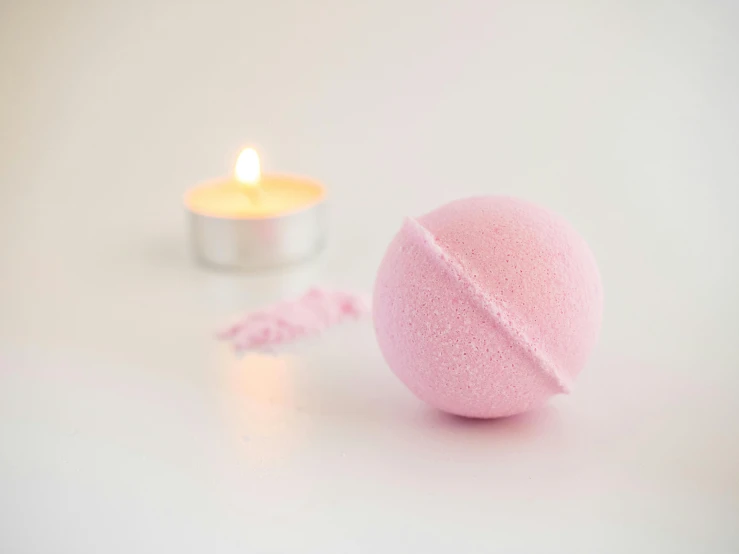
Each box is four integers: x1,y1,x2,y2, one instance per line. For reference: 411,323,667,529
373,197,603,418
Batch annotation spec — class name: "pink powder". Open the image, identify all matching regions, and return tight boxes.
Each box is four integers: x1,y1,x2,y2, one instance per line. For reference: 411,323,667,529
218,288,371,352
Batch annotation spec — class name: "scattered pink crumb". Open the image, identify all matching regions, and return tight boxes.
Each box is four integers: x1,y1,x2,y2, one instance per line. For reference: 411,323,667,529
217,288,371,352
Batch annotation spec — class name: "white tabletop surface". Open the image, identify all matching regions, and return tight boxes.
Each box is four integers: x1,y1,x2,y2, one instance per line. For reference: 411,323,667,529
1,1,738,552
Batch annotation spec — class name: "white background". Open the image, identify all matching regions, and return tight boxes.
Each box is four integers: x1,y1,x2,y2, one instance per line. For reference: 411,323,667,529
1,1,738,552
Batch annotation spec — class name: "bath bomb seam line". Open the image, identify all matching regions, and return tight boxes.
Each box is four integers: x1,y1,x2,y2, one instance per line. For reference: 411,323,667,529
406,216,571,394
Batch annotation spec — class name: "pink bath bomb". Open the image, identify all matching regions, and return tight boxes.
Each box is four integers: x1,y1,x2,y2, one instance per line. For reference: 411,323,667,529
373,197,603,418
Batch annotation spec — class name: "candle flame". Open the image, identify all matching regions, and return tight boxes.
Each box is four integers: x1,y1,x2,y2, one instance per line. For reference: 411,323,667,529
234,148,261,186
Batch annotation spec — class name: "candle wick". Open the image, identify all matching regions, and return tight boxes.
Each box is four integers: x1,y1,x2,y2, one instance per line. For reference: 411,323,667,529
240,184,262,204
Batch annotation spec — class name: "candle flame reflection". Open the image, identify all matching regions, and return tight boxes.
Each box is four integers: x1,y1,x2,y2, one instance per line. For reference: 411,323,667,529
223,352,306,465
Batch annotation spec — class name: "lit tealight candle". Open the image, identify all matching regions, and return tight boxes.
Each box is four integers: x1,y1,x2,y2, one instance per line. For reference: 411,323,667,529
185,148,327,270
